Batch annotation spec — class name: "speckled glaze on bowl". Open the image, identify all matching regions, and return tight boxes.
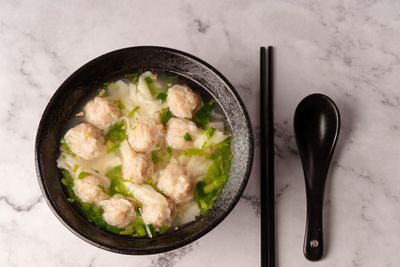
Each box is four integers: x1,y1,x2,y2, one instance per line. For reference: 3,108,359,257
35,46,254,254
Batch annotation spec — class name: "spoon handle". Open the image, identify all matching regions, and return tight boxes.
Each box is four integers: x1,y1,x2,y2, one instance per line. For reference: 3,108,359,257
304,190,324,261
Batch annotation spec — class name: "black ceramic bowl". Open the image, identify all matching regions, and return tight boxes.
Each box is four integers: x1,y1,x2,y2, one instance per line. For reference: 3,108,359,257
35,46,253,254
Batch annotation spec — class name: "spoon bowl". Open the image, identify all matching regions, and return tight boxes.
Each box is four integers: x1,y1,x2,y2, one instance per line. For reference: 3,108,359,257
294,93,340,261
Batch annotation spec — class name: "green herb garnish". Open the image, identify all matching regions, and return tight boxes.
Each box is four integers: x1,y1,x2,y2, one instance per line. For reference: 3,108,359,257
119,229,133,235
114,100,125,110
78,171,90,179
72,164,79,173
195,139,232,215
106,140,120,152
144,76,158,97
145,224,156,238
128,106,139,118
166,147,172,156
105,121,126,152
183,132,192,141
97,184,106,193
193,99,216,129
159,224,169,234
151,151,161,164
204,127,216,138
132,218,147,237
144,178,155,186
98,88,107,97
156,92,168,103
160,108,172,125
107,166,131,197
60,138,74,156
107,82,118,91
183,148,210,157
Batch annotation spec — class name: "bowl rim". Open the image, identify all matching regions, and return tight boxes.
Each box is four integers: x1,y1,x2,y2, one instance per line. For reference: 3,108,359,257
35,45,254,254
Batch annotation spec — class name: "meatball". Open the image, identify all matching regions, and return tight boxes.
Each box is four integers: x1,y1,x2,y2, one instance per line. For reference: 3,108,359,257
125,183,173,227
65,123,106,160
166,118,200,150
84,96,121,130
158,161,193,204
74,175,109,204
128,120,164,153
167,85,201,119
123,150,154,184
100,195,135,228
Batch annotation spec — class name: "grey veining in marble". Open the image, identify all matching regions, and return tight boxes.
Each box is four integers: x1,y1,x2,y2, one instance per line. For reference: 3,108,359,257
1,0,400,266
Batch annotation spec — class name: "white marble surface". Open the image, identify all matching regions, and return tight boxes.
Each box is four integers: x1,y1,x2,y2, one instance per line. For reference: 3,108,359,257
1,0,400,266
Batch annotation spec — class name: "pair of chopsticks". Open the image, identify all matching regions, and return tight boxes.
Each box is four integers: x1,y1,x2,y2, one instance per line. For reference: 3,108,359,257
260,47,275,267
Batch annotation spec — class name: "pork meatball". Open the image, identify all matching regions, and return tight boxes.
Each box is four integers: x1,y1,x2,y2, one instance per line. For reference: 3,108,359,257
84,96,121,130
100,195,135,228
123,150,154,184
65,123,106,160
166,118,200,150
158,161,193,204
128,120,164,153
125,183,173,227
167,85,201,119
74,175,109,204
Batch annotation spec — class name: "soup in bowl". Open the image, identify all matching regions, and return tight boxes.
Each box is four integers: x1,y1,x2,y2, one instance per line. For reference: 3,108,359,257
35,46,253,254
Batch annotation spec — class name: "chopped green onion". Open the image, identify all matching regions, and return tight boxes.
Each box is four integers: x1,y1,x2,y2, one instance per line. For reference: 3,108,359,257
203,179,225,194
107,166,131,197
144,178,154,186
183,132,192,141
159,224,169,234
193,99,216,129
107,82,118,91
194,139,232,215
160,108,172,125
60,138,74,156
106,121,126,142
119,229,134,235
133,219,146,237
72,164,79,172
151,151,160,164
113,100,125,110
144,76,158,97
128,106,139,118
106,140,120,152
61,178,69,186
204,127,216,138
183,148,210,157
97,184,106,193
145,224,156,238
156,92,168,103
78,171,90,179
98,89,107,97
105,121,126,152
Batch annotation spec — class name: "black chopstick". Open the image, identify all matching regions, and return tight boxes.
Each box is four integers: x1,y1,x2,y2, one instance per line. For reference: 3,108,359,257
260,46,275,267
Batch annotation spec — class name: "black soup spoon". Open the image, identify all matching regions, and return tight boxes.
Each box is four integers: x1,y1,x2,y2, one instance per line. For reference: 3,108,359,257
294,93,340,261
